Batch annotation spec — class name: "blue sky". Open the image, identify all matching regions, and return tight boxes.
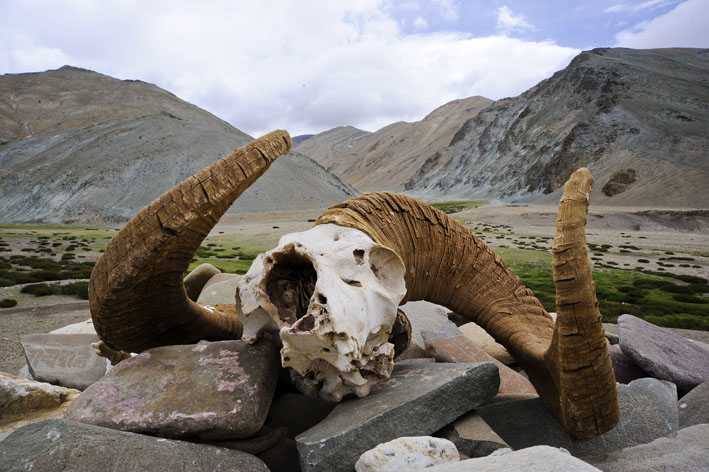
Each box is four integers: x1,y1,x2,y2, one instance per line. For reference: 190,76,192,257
1,1,707,137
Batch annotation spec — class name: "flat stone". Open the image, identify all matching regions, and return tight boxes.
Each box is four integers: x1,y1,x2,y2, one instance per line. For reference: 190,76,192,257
184,263,221,301
203,272,240,291
20,333,108,390
608,344,648,384
265,393,336,438
197,275,241,305
399,301,458,349
619,314,709,393
66,339,280,439
296,362,499,472
436,411,508,458
679,379,709,428
476,378,679,457
584,423,709,472
49,319,95,335
422,324,537,397
459,322,515,365
605,322,709,345
424,446,601,471
0,419,269,471
355,436,459,472
0,373,80,434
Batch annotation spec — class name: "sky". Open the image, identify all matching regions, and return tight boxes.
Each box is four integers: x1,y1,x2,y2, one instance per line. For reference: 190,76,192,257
1,0,707,137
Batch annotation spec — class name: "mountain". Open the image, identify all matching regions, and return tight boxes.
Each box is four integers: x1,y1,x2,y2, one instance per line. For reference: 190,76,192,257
291,134,315,145
405,48,709,207
0,66,357,224
294,97,493,192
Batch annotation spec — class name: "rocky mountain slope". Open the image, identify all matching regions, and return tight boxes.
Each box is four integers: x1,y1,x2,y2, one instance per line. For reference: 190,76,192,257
0,66,356,224
294,97,493,192
405,48,709,207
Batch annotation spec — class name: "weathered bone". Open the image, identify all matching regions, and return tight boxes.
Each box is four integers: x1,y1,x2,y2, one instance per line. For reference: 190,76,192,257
89,130,291,353
238,224,407,401
310,168,619,439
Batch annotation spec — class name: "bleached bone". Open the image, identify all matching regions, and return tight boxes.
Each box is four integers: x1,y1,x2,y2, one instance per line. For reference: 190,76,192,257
238,223,406,401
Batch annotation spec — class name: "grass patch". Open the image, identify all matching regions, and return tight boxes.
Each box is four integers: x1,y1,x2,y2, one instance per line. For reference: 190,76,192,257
20,282,89,299
0,298,18,308
429,200,486,214
0,255,94,286
498,248,709,330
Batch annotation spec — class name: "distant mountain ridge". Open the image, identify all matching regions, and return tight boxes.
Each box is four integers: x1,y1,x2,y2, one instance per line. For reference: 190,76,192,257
296,48,709,208
0,66,357,224
294,97,493,192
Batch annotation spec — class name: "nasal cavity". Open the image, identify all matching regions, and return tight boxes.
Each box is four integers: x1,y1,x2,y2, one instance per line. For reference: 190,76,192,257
265,251,317,325
353,249,365,264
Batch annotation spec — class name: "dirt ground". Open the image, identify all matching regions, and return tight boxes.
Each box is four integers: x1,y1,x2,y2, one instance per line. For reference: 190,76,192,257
1,203,708,375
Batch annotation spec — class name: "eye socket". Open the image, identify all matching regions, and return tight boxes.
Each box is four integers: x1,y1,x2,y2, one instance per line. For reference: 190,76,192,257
368,246,406,295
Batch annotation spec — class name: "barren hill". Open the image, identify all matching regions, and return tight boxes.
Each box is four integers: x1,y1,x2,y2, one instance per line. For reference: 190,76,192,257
405,48,709,207
0,66,356,224
294,97,493,192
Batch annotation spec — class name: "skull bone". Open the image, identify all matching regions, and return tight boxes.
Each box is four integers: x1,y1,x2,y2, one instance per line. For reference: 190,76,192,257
238,223,406,401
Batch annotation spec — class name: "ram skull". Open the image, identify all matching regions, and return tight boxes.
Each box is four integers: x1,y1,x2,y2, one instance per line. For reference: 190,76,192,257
89,130,619,440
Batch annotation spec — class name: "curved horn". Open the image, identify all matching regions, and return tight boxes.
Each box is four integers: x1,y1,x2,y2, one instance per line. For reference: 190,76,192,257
316,168,618,439
89,130,291,353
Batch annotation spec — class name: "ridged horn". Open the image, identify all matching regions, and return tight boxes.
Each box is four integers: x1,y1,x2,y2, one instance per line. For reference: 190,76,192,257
316,168,619,439
89,130,291,354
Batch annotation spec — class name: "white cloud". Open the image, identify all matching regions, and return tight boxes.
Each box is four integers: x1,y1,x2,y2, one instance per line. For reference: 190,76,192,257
1,0,578,137
604,0,676,14
432,0,460,22
413,16,428,29
615,0,709,47
496,6,536,34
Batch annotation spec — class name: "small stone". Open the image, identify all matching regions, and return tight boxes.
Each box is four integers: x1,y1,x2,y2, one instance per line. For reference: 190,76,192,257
476,377,679,457
355,436,459,472
296,362,499,472
678,379,709,428
608,344,648,384
0,373,80,434
184,263,221,301
0,419,269,471
20,333,108,390
203,272,240,291
459,322,515,365
197,274,241,305
66,339,280,439
619,314,709,393
584,424,709,472
424,445,601,471
399,301,458,350
605,332,619,345
421,324,537,397
436,412,508,458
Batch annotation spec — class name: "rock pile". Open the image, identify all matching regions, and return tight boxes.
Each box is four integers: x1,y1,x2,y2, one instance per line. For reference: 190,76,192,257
2,274,708,472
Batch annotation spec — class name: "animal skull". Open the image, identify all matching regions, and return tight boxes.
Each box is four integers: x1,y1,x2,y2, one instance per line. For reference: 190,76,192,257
238,223,406,401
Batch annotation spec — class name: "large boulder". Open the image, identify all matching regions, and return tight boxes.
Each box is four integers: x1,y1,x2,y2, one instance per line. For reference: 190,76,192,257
0,419,269,471
296,362,499,472
618,314,709,393
66,339,280,439
20,333,108,390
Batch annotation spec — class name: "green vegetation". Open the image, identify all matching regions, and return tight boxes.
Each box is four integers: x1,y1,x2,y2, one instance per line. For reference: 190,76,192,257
429,200,486,214
498,248,709,331
0,255,94,286
0,298,18,308
20,282,89,299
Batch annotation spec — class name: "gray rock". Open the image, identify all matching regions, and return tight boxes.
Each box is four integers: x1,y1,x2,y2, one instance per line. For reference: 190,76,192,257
436,412,509,458
608,344,648,384
477,378,679,457
605,332,619,345
66,339,280,439
49,319,95,334
20,333,108,390
679,379,709,428
184,263,221,301
399,301,458,349
296,362,499,472
0,419,269,471
197,275,241,305
584,424,709,472
425,446,601,471
619,314,709,393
